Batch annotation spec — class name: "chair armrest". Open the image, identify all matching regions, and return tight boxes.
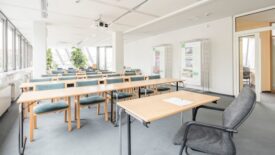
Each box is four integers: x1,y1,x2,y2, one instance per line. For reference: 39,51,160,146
197,105,225,111
193,105,225,121
183,121,238,141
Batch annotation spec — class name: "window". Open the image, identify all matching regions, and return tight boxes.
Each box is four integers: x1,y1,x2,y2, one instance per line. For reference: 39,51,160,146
98,46,113,70
99,47,106,70
0,19,3,72
7,25,14,70
51,48,73,68
106,47,113,71
83,47,97,66
15,33,20,69
242,37,255,69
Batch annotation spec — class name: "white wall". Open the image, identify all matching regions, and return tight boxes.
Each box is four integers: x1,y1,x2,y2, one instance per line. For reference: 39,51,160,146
125,17,234,95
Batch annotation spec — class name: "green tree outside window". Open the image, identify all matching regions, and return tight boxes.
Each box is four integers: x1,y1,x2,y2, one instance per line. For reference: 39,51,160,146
70,47,87,69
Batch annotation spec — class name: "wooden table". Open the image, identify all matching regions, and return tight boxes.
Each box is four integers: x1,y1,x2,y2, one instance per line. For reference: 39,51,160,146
117,91,219,155
20,75,148,92
17,78,183,154
39,73,121,80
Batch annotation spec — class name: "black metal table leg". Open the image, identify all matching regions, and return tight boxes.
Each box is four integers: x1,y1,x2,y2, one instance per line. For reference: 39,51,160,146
110,91,114,123
138,87,141,98
19,104,27,155
176,82,179,91
192,108,198,121
127,114,131,155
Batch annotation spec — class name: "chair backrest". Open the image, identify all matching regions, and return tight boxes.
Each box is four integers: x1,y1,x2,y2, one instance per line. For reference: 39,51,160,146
88,75,102,79
125,71,136,76
106,78,124,84
62,73,75,76
86,72,97,75
148,75,161,80
41,74,56,77
130,76,145,82
30,78,52,82
108,74,121,77
76,80,98,87
223,87,256,129
59,77,76,80
35,83,65,91
67,70,76,73
52,70,64,74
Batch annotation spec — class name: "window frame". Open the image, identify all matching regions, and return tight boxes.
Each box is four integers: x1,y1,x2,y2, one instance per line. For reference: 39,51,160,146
0,15,4,73
0,10,32,72
15,32,21,69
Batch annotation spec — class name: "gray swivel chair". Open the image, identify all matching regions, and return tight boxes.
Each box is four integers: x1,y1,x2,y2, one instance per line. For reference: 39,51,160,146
173,87,256,155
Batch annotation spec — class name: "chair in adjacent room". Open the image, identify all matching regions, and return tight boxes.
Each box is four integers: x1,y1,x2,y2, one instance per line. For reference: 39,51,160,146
75,80,107,129
30,83,71,142
243,67,251,86
130,76,154,97
173,87,256,155
148,75,171,93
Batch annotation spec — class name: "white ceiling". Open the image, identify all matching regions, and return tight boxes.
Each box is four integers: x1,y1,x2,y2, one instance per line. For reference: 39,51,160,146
0,0,275,47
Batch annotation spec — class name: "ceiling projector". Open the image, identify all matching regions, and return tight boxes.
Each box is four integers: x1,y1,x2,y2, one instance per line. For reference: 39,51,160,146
96,20,108,28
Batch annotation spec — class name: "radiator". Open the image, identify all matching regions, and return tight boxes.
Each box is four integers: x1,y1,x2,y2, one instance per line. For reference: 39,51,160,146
0,86,11,117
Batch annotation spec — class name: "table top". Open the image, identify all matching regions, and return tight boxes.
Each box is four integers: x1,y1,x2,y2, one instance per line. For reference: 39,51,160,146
40,73,120,79
17,78,183,104
20,75,148,89
117,91,220,123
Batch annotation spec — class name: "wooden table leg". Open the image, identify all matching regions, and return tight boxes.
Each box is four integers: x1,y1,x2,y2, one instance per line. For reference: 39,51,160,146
76,96,81,129
29,103,34,142
67,97,72,132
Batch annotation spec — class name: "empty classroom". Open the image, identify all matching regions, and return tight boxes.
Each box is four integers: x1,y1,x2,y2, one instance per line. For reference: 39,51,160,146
1,1,275,155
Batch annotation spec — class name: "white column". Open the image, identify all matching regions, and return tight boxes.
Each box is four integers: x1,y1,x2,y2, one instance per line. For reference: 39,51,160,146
112,32,124,73
33,21,47,78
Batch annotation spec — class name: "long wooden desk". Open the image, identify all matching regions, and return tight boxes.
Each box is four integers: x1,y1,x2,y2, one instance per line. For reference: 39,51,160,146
117,91,219,155
17,78,183,154
39,73,121,80
20,75,148,92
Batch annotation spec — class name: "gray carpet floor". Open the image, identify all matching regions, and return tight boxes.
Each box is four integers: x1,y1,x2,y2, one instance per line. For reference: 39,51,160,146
0,89,275,155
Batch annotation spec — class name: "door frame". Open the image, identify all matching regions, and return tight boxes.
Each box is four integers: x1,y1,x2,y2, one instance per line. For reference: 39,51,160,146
233,6,275,101
234,33,261,101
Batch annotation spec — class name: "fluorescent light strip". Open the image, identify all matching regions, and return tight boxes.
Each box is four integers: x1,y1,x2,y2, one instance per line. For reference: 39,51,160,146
124,0,211,34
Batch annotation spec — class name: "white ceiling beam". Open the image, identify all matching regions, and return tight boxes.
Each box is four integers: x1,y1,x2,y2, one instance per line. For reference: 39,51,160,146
87,0,159,18
124,0,211,34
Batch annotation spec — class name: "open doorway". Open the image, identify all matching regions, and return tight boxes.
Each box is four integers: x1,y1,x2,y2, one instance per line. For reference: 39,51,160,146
239,36,256,91
235,8,275,102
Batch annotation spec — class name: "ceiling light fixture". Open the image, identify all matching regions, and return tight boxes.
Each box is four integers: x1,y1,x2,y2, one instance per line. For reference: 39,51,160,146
75,0,81,3
41,0,48,18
